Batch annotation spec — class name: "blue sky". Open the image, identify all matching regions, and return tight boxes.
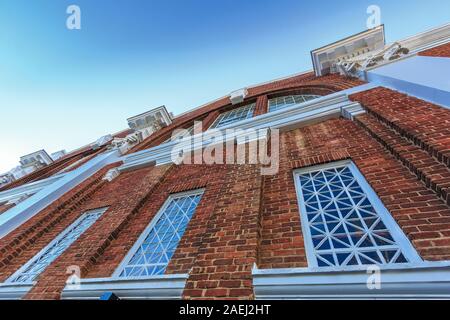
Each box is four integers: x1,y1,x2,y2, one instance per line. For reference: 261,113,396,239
0,0,449,173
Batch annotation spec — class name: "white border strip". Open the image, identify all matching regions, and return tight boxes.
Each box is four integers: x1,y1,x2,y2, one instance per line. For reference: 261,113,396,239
120,86,373,172
61,274,188,300
0,150,120,239
253,262,450,300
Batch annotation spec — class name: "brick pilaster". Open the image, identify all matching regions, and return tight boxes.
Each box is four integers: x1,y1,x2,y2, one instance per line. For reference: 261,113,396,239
254,95,268,116
183,164,263,300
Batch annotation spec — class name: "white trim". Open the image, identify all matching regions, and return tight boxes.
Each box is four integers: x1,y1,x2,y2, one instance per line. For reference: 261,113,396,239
61,274,188,300
119,85,373,172
252,261,450,300
173,70,313,119
292,160,422,269
0,282,34,300
113,189,205,278
0,150,120,239
127,105,173,127
311,25,386,77
394,22,450,56
6,207,108,284
0,174,65,204
209,102,256,129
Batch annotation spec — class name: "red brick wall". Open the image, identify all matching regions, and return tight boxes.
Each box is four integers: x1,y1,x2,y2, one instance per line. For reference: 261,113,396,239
0,163,117,281
86,164,228,278
350,87,450,168
0,203,15,215
182,164,263,300
419,42,450,57
128,73,364,153
259,115,450,269
2,81,450,300
23,164,171,299
0,146,107,192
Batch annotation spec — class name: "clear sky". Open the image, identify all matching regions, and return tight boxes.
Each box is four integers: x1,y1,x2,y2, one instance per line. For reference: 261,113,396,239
0,0,449,173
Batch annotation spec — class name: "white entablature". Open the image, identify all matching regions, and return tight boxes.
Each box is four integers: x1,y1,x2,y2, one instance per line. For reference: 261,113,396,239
311,23,450,78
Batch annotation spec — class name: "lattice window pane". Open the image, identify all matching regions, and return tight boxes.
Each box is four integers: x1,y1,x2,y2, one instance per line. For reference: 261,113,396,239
269,95,321,113
9,208,106,283
118,190,204,278
210,103,255,129
295,162,418,268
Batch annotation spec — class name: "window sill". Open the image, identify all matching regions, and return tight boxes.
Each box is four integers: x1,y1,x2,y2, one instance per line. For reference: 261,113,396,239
0,282,34,300
252,261,450,300
61,274,188,300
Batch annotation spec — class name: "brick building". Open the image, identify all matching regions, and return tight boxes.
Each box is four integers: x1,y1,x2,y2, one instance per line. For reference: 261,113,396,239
0,23,449,300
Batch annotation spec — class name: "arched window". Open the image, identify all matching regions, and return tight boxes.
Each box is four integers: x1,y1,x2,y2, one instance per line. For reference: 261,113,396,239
269,94,321,113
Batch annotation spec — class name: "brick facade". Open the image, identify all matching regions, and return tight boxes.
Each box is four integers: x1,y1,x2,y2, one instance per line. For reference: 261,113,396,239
1,71,449,300
419,42,450,57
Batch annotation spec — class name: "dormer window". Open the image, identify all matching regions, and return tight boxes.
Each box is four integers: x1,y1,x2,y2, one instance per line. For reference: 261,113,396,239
269,95,321,113
19,150,53,169
127,106,173,139
210,103,255,129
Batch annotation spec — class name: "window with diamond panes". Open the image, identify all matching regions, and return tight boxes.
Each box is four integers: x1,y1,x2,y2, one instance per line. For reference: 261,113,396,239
8,208,107,283
116,190,204,278
268,95,321,113
294,161,420,268
210,103,255,129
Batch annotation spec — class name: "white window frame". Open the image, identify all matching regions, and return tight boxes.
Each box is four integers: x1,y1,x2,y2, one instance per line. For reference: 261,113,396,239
209,103,256,129
113,188,205,278
6,207,108,284
293,160,422,269
268,94,321,113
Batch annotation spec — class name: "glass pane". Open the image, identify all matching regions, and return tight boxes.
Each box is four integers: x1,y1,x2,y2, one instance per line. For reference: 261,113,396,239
9,208,106,283
296,164,410,268
211,103,255,128
269,95,321,113
119,191,203,278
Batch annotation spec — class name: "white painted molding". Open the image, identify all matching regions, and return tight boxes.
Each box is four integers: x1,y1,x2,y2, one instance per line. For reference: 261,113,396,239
61,274,188,300
398,22,450,56
119,91,363,172
127,106,173,131
230,88,249,105
253,261,450,300
311,26,385,77
341,103,366,120
312,23,450,78
0,282,33,300
0,173,65,204
0,150,120,239
103,168,120,182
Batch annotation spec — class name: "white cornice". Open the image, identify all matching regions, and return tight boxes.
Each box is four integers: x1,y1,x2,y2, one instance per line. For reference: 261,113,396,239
119,91,364,172
0,150,120,239
312,23,450,78
127,106,173,131
61,274,188,300
253,261,450,300
0,174,65,204
173,70,314,119
399,22,450,55
311,26,386,77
